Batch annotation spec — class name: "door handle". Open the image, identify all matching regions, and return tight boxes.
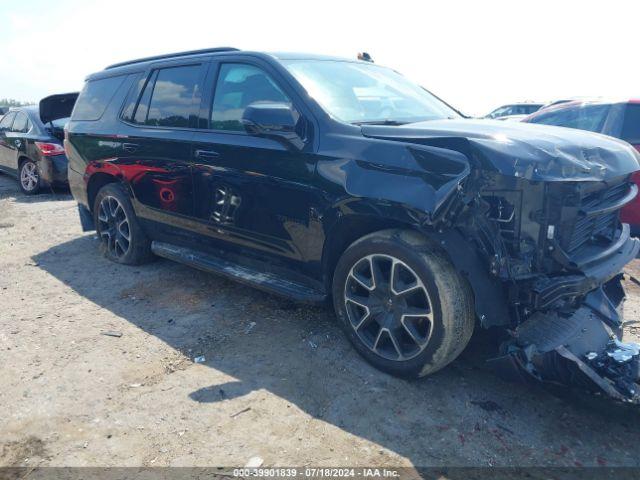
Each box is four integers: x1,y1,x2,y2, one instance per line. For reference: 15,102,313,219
195,149,220,160
122,143,139,153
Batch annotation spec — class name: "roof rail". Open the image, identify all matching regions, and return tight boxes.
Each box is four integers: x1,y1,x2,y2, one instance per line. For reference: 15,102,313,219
105,47,240,70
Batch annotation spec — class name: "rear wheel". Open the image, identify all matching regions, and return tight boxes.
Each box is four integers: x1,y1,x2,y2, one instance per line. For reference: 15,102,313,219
93,183,153,265
332,229,475,378
19,160,41,195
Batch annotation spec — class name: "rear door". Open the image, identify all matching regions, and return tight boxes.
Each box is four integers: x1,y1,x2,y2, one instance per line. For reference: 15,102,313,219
0,112,16,171
117,61,208,243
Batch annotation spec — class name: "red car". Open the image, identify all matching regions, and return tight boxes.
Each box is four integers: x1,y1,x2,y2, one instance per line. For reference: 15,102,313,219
523,99,640,232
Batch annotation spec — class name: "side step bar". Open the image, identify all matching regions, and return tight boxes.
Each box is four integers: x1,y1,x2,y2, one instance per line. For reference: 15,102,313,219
151,241,327,304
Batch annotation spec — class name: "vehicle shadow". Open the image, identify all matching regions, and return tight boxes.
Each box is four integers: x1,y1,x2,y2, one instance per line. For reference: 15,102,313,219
0,174,71,203
33,235,640,467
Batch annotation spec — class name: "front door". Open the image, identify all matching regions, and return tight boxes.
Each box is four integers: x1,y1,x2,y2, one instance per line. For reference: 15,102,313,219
190,60,322,275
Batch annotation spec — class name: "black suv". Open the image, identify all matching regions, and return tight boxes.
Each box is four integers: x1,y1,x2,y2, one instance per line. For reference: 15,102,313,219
66,48,640,402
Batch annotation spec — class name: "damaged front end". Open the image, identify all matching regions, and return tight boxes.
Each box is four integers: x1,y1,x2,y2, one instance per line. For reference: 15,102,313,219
361,120,640,402
458,172,640,403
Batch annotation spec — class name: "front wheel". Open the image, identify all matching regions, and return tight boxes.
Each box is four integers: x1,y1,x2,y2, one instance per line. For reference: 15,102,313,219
332,229,475,378
19,160,41,195
93,183,153,265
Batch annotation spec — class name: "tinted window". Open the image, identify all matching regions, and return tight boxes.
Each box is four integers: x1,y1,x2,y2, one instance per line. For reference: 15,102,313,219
621,104,640,144
528,108,577,126
211,64,291,131
516,105,541,115
0,112,16,132
132,71,157,124
529,104,610,133
73,75,126,121
121,74,146,122
12,112,29,133
569,105,610,132
490,105,541,118
133,65,201,128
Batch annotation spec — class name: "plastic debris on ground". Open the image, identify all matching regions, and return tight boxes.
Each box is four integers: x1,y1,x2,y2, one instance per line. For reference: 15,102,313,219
245,456,264,468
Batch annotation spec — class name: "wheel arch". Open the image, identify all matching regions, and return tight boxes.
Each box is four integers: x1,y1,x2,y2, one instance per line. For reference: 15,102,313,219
17,155,31,170
321,213,421,292
322,214,511,329
87,172,123,212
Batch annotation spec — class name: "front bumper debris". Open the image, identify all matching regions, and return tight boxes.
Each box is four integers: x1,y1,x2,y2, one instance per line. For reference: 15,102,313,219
489,275,640,404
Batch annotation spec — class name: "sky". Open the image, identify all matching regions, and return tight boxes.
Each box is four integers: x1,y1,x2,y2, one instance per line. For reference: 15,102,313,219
0,0,638,116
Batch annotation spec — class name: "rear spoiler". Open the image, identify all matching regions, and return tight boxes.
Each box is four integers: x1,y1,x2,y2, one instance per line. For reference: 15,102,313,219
39,92,79,124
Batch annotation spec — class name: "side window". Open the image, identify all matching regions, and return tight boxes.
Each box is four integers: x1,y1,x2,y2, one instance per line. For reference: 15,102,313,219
130,65,201,128
566,105,611,133
211,63,291,131
529,108,577,127
133,71,158,124
621,104,640,145
121,73,147,122
530,105,610,134
11,112,29,133
73,75,126,121
0,112,16,132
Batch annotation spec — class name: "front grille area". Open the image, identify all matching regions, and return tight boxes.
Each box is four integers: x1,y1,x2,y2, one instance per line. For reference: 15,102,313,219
558,181,631,256
567,210,617,253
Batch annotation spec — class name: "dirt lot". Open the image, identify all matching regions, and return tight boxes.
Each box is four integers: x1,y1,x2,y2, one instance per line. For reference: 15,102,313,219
1,173,640,469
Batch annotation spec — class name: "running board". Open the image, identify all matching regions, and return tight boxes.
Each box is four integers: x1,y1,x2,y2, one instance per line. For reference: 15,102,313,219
151,241,327,304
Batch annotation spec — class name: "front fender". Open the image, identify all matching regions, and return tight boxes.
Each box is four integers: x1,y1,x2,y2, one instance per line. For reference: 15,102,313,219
316,140,470,224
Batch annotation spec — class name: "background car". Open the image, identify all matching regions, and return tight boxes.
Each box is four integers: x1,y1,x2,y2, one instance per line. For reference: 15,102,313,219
484,102,544,119
496,114,528,122
0,93,77,194
523,99,640,232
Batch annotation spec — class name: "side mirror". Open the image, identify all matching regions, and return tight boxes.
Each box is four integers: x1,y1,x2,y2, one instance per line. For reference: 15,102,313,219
241,103,305,150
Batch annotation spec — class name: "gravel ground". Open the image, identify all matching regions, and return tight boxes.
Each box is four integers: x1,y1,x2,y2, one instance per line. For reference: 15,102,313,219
1,173,640,469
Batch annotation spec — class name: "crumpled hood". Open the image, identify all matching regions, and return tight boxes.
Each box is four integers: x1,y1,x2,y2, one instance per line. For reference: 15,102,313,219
361,119,640,181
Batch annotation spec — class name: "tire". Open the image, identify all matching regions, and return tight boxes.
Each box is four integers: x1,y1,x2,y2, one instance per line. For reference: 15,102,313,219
332,229,475,379
18,159,41,195
93,183,153,265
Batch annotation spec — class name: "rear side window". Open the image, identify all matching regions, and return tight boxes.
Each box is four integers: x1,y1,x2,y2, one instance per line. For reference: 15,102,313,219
12,112,29,133
133,71,157,124
73,75,126,121
621,104,640,145
129,65,201,128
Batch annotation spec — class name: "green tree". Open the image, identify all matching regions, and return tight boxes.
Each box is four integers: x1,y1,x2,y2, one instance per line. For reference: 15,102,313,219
0,98,35,108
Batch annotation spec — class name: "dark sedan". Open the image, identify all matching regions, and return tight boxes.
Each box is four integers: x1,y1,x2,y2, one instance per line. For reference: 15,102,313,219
0,93,77,194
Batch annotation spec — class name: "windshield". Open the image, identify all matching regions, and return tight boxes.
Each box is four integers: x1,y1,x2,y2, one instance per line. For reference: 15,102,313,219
282,60,460,124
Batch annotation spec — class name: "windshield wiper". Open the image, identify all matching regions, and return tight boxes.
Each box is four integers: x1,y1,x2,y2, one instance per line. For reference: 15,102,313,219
352,119,410,126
